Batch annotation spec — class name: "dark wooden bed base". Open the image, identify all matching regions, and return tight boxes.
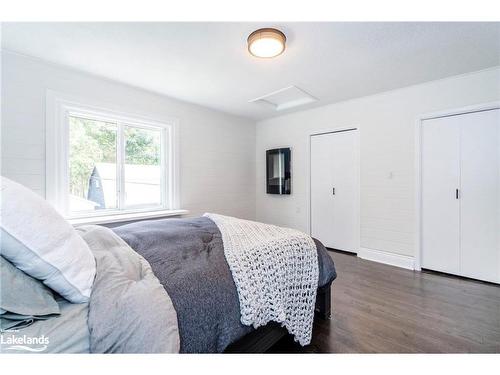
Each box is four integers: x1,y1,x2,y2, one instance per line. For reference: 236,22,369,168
224,282,332,353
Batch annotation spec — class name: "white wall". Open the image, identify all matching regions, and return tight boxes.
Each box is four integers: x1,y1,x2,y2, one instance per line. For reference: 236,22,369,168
3,49,499,261
256,67,500,259
1,50,256,220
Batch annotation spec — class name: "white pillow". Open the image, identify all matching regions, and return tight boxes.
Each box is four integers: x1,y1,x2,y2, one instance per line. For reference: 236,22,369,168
0,176,96,303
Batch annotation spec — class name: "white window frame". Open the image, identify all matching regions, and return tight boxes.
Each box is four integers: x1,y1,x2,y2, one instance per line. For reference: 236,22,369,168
46,90,181,221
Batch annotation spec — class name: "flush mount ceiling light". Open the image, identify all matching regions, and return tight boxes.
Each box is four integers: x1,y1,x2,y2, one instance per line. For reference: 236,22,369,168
247,28,286,58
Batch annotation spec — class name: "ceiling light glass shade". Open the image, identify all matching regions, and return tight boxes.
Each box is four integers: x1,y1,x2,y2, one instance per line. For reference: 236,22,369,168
247,28,286,58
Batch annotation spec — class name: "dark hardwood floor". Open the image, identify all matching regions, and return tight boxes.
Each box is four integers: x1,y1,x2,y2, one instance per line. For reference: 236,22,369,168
270,250,500,353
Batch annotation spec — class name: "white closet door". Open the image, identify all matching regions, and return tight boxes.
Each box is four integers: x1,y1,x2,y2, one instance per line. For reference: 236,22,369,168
459,109,500,283
311,130,358,252
422,117,461,274
311,134,335,248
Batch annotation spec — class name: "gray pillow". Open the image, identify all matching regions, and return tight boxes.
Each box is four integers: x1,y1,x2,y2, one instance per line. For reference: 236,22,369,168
0,256,60,317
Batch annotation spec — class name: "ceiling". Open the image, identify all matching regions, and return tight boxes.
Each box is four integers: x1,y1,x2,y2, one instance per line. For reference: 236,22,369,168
2,22,499,120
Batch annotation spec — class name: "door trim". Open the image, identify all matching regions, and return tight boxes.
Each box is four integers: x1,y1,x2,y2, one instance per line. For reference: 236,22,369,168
414,101,500,271
308,127,360,254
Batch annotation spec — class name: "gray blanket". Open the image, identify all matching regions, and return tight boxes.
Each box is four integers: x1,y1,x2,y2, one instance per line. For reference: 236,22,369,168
113,216,336,353
78,225,180,353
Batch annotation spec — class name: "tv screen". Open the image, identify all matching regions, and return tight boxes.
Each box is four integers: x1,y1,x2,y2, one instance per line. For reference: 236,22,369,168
266,148,291,194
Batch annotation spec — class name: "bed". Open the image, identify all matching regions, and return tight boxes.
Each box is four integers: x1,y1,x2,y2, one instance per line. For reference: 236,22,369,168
112,216,337,353
1,178,336,354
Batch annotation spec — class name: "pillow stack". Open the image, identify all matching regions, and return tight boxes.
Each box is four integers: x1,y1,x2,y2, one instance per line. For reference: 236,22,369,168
0,176,96,304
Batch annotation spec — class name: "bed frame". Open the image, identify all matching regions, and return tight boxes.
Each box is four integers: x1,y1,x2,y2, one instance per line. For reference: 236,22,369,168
224,282,332,353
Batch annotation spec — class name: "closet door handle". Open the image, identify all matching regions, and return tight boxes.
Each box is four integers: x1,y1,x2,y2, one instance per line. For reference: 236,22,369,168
332,187,336,195
455,189,460,199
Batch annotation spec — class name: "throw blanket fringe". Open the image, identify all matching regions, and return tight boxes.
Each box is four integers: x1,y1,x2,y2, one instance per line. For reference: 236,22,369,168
204,213,319,345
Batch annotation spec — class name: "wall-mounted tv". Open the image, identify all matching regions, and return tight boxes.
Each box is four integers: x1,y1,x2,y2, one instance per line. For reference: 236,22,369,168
266,148,291,195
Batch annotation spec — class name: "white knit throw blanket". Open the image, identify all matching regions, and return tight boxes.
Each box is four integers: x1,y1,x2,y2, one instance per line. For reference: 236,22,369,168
204,213,319,346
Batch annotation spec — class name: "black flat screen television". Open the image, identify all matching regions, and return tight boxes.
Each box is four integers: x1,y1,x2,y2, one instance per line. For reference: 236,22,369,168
266,148,291,194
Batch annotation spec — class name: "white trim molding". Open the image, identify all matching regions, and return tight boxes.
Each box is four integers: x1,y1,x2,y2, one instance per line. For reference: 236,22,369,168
358,247,415,270
69,209,189,226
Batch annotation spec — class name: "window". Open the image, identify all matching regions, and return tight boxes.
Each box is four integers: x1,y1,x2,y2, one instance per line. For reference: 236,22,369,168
46,92,178,220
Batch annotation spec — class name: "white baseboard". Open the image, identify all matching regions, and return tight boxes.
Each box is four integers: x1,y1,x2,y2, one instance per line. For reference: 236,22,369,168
357,247,415,270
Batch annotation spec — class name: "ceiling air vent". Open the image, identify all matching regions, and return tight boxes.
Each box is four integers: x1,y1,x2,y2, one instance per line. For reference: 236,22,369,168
249,85,317,111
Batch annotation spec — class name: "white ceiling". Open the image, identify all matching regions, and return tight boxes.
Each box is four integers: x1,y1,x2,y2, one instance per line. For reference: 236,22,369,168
2,22,499,120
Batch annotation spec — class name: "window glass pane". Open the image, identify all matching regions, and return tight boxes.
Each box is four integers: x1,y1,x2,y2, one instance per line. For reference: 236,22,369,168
68,116,117,214
124,126,162,208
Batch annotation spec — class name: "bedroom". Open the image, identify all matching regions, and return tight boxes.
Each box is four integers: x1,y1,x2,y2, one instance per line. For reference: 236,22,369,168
1,0,499,373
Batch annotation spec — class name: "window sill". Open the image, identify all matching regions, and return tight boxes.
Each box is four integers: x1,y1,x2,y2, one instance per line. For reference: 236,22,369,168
68,209,189,226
